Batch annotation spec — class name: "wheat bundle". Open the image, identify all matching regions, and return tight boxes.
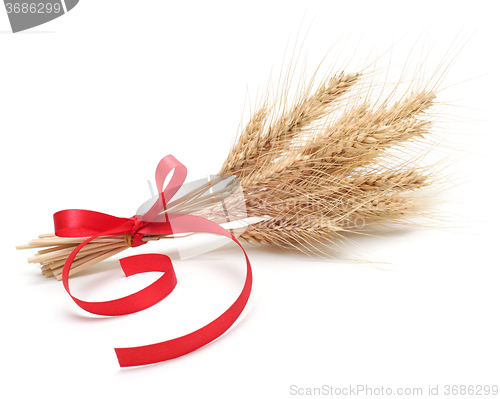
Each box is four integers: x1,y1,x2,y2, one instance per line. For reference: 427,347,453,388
17,51,449,276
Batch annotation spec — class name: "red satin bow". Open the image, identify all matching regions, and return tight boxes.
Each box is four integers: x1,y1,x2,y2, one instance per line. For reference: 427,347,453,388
54,155,252,367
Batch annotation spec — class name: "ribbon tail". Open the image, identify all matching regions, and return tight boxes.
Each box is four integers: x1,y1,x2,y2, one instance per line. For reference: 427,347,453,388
115,214,253,367
115,252,251,366
61,228,177,316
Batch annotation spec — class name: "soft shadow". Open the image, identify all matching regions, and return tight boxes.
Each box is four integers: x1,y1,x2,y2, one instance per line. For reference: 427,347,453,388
69,259,123,279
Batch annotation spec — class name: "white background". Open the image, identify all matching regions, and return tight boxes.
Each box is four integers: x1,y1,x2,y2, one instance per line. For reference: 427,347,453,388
1,1,499,398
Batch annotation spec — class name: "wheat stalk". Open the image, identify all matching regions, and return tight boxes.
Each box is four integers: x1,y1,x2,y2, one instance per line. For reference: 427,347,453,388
16,179,243,279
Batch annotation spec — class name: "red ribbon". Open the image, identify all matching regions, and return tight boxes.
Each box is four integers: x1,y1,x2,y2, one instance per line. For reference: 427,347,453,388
54,155,252,367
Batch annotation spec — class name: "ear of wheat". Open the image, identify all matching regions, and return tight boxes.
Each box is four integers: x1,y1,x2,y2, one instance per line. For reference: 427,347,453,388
17,55,447,275
218,69,442,256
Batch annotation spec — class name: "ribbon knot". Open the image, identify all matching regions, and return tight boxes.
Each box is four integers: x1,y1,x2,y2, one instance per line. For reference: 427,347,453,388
128,215,148,247
53,154,252,367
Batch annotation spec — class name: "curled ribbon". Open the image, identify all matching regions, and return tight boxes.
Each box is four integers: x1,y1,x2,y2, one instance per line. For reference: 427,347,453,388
54,155,252,367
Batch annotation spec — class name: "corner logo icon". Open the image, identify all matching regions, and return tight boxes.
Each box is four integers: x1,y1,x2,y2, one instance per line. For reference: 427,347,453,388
4,0,79,32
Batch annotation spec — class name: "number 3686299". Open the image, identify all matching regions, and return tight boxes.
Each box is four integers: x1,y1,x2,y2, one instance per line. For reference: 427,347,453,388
5,3,62,14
